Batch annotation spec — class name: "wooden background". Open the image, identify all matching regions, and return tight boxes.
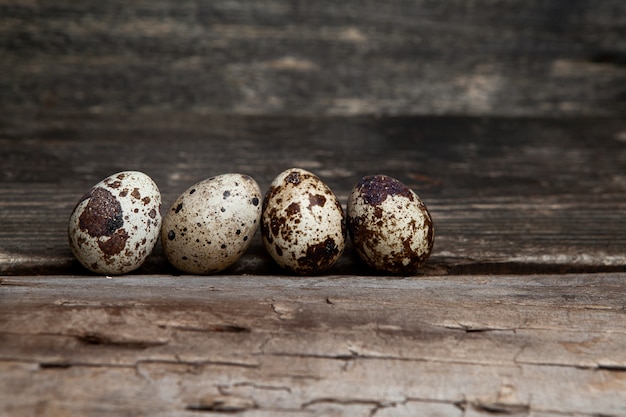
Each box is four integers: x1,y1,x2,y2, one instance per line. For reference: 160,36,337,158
2,0,625,117
1,1,626,416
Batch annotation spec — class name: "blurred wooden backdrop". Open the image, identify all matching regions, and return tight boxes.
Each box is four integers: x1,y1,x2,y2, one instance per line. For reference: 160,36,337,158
1,0,625,118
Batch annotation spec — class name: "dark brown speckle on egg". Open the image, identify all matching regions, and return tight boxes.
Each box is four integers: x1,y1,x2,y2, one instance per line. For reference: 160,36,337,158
78,188,124,238
286,171,301,185
356,175,414,206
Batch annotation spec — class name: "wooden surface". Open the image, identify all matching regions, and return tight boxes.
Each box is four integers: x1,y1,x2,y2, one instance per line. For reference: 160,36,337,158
2,274,626,416
2,1,626,416
1,0,625,117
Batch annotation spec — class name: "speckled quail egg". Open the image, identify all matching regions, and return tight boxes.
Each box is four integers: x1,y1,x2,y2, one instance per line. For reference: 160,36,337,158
261,168,346,275
68,171,162,275
347,175,434,274
161,173,262,274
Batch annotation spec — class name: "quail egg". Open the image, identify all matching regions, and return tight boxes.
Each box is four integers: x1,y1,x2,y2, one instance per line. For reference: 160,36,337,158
261,168,346,274
68,171,162,275
161,173,262,274
347,175,434,274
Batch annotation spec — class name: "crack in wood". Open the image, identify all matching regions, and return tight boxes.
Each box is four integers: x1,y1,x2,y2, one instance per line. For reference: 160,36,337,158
444,261,626,276
368,397,474,417
511,361,626,372
168,324,251,333
0,358,136,370
302,397,384,410
262,352,360,363
470,401,531,415
596,364,626,372
75,333,169,349
38,362,72,369
134,359,260,370
185,394,257,413
443,323,517,333
231,381,293,393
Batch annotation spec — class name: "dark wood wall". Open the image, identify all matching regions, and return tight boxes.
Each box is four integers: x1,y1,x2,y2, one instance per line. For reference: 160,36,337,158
2,0,625,118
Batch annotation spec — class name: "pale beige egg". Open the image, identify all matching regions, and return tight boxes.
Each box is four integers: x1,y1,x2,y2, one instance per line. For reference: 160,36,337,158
162,173,262,274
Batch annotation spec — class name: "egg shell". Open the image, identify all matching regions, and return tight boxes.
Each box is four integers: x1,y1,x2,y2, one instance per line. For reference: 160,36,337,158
68,171,162,275
161,173,262,274
347,175,434,274
261,168,346,275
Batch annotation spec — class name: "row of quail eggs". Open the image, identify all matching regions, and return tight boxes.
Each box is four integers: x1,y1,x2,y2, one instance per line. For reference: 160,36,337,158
68,168,434,275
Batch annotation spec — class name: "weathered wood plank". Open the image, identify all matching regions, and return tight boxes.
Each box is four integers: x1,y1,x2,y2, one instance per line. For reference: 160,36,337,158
1,0,625,117
2,2,625,415
1,115,625,275
1,274,625,416
3,359,624,417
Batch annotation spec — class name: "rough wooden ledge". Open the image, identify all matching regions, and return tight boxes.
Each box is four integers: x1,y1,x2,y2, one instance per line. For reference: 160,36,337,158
2,273,625,416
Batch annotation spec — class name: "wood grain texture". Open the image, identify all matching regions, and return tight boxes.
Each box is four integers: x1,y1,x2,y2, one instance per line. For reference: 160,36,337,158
1,114,625,276
2,2,626,413
1,273,625,416
1,0,625,117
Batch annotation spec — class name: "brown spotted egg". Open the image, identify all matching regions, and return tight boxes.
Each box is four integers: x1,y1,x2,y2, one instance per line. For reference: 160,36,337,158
347,175,434,274
261,168,346,275
161,173,262,274
68,171,162,275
